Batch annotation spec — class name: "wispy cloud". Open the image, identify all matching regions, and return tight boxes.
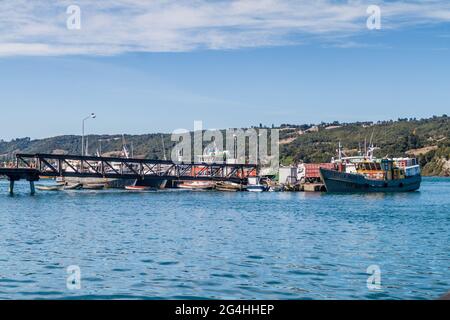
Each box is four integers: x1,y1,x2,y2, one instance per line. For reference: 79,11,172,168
1,0,449,56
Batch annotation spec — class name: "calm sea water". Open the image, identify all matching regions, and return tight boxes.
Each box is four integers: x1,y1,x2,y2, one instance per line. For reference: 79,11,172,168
0,177,449,300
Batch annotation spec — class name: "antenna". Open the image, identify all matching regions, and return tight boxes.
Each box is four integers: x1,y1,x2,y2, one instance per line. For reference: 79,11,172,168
369,129,375,148
364,137,367,157
338,141,342,160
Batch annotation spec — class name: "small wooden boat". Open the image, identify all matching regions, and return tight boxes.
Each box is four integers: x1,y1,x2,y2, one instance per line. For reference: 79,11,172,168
36,185,63,191
64,183,83,190
82,184,105,190
215,181,242,192
125,185,153,191
177,181,215,190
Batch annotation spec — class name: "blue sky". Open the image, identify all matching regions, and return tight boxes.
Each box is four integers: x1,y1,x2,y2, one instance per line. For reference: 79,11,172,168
0,1,449,140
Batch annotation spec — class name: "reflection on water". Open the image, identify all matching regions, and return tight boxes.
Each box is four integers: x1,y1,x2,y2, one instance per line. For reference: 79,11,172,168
0,177,449,300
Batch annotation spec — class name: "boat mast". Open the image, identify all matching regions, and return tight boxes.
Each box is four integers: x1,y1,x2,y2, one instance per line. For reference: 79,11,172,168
122,134,130,159
338,141,342,161
161,135,167,161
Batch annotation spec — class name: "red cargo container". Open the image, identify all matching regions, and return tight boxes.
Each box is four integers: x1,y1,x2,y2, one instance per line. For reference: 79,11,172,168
304,163,335,178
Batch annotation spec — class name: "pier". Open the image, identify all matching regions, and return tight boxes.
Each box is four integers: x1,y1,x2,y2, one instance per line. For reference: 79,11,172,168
0,153,258,195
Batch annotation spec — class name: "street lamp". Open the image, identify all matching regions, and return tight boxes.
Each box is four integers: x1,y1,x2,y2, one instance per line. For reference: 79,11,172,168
82,113,96,156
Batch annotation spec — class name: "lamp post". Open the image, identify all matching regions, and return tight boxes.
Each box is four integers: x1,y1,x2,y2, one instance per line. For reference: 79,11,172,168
82,113,96,156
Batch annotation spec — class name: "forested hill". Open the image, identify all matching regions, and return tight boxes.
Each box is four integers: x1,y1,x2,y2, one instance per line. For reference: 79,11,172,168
278,115,449,176
0,115,449,176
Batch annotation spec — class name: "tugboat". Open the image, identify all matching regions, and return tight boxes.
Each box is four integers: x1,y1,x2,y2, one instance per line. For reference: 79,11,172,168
320,143,422,193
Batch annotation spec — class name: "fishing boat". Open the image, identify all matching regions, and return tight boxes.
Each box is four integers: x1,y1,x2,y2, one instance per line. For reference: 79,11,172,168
177,181,215,190
320,162,421,192
321,143,421,192
215,181,242,192
246,177,268,192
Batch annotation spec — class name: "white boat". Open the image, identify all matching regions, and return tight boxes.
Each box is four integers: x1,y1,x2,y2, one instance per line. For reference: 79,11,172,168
125,185,153,191
246,177,268,192
36,185,64,191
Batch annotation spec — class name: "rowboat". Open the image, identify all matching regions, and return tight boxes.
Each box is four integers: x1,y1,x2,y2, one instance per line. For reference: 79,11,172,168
36,185,63,191
215,181,242,192
177,181,215,190
64,183,83,190
82,184,105,190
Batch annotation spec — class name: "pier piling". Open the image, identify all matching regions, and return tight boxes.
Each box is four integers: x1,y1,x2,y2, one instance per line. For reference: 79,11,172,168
29,181,35,196
8,180,15,195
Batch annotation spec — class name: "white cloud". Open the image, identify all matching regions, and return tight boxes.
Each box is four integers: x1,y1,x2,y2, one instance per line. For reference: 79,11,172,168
0,0,449,56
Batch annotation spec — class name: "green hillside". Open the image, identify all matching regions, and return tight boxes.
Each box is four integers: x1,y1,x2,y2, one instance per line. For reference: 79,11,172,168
278,115,449,176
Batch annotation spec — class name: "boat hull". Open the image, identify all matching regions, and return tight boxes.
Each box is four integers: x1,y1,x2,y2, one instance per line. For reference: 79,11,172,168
215,182,242,192
177,181,215,190
82,184,105,190
36,185,63,191
125,186,153,191
246,186,267,192
320,168,421,193
63,177,167,189
64,177,135,189
134,177,167,189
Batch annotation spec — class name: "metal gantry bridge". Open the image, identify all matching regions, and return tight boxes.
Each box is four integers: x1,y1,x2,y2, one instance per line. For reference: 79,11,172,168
0,153,258,195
